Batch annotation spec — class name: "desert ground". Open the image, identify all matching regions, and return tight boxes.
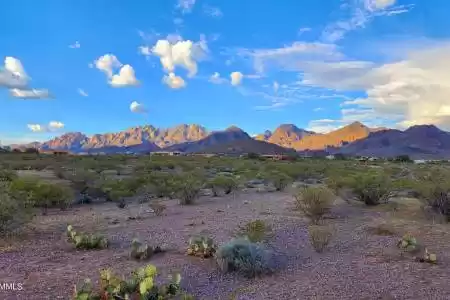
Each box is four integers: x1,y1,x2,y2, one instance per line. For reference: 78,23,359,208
0,153,449,300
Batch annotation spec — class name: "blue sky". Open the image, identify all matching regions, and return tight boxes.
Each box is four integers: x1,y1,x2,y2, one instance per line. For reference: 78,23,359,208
1,0,449,144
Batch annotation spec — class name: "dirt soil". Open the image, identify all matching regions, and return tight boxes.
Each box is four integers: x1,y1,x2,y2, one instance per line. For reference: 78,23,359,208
1,190,450,300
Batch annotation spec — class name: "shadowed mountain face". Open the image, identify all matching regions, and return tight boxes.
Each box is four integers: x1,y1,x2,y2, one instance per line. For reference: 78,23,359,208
337,125,450,159
10,122,450,158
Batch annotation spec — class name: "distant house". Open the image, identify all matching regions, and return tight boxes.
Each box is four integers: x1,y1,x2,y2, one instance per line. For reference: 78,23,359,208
325,155,335,160
414,159,426,164
151,151,182,156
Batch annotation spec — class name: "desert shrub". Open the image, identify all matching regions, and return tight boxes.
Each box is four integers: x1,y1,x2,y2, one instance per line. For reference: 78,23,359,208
100,179,135,202
73,265,182,300
173,174,203,205
347,173,393,206
208,175,238,196
416,177,450,220
10,178,73,214
237,219,271,243
0,182,34,235
187,235,217,258
215,238,274,278
66,225,108,250
0,169,17,182
294,186,334,224
130,238,163,260
144,172,179,198
308,225,332,253
148,200,166,216
264,171,292,191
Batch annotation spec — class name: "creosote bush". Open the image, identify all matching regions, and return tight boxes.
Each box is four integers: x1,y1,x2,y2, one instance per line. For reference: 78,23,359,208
174,174,203,205
9,178,74,214
187,235,217,258
264,171,292,191
308,225,332,253
215,238,274,278
66,225,108,250
295,186,334,224
348,173,393,206
0,182,34,235
208,175,238,197
416,175,450,220
73,265,183,300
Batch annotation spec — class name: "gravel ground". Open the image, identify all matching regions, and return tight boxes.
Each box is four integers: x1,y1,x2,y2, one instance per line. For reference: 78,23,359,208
1,189,450,300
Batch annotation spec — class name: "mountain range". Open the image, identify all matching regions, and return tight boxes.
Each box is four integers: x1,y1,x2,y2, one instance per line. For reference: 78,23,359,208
9,122,450,159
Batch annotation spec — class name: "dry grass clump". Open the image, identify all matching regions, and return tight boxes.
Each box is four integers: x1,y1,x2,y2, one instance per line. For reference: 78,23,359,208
295,186,335,224
308,225,333,253
237,219,271,242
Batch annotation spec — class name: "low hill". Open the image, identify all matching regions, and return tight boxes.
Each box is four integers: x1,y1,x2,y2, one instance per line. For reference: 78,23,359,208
197,139,298,155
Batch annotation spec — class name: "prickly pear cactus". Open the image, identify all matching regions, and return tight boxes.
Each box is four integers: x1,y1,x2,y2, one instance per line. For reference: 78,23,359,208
130,239,163,260
397,233,418,252
187,236,217,258
66,224,108,250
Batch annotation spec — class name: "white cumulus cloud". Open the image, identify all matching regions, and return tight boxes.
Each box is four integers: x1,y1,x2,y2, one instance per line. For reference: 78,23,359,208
110,65,140,87
27,121,64,132
94,54,139,87
301,42,450,130
163,72,186,89
94,54,122,78
230,72,243,86
130,101,147,113
0,57,29,88
151,38,207,77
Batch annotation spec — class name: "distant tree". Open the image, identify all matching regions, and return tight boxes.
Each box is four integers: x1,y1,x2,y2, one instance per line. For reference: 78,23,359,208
334,153,347,160
395,155,412,163
24,147,39,154
246,152,261,160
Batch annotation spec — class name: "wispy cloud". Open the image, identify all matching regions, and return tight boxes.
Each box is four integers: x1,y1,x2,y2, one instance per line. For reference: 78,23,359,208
10,88,52,99
78,88,88,97
176,0,196,14
321,0,414,43
203,4,223,18
69,41,80,49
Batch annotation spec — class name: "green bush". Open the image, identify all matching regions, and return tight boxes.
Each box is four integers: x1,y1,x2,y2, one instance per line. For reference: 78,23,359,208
187,235,217,258
0,182,34,235
264,171,292,191
173,174,203,205
415,175,450,220
295,186,334,224
208,175,238,196
347,173,393,206
10,178,74,214
0,169,18,182
73,265,182,300
237,219,271,242
66,225,108,250
215,238,274,278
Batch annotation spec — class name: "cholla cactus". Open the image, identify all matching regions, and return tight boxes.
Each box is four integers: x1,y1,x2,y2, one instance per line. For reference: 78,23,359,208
187,236,216,258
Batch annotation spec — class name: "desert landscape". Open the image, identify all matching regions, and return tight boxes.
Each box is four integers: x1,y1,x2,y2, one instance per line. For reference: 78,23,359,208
0,152,450,299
